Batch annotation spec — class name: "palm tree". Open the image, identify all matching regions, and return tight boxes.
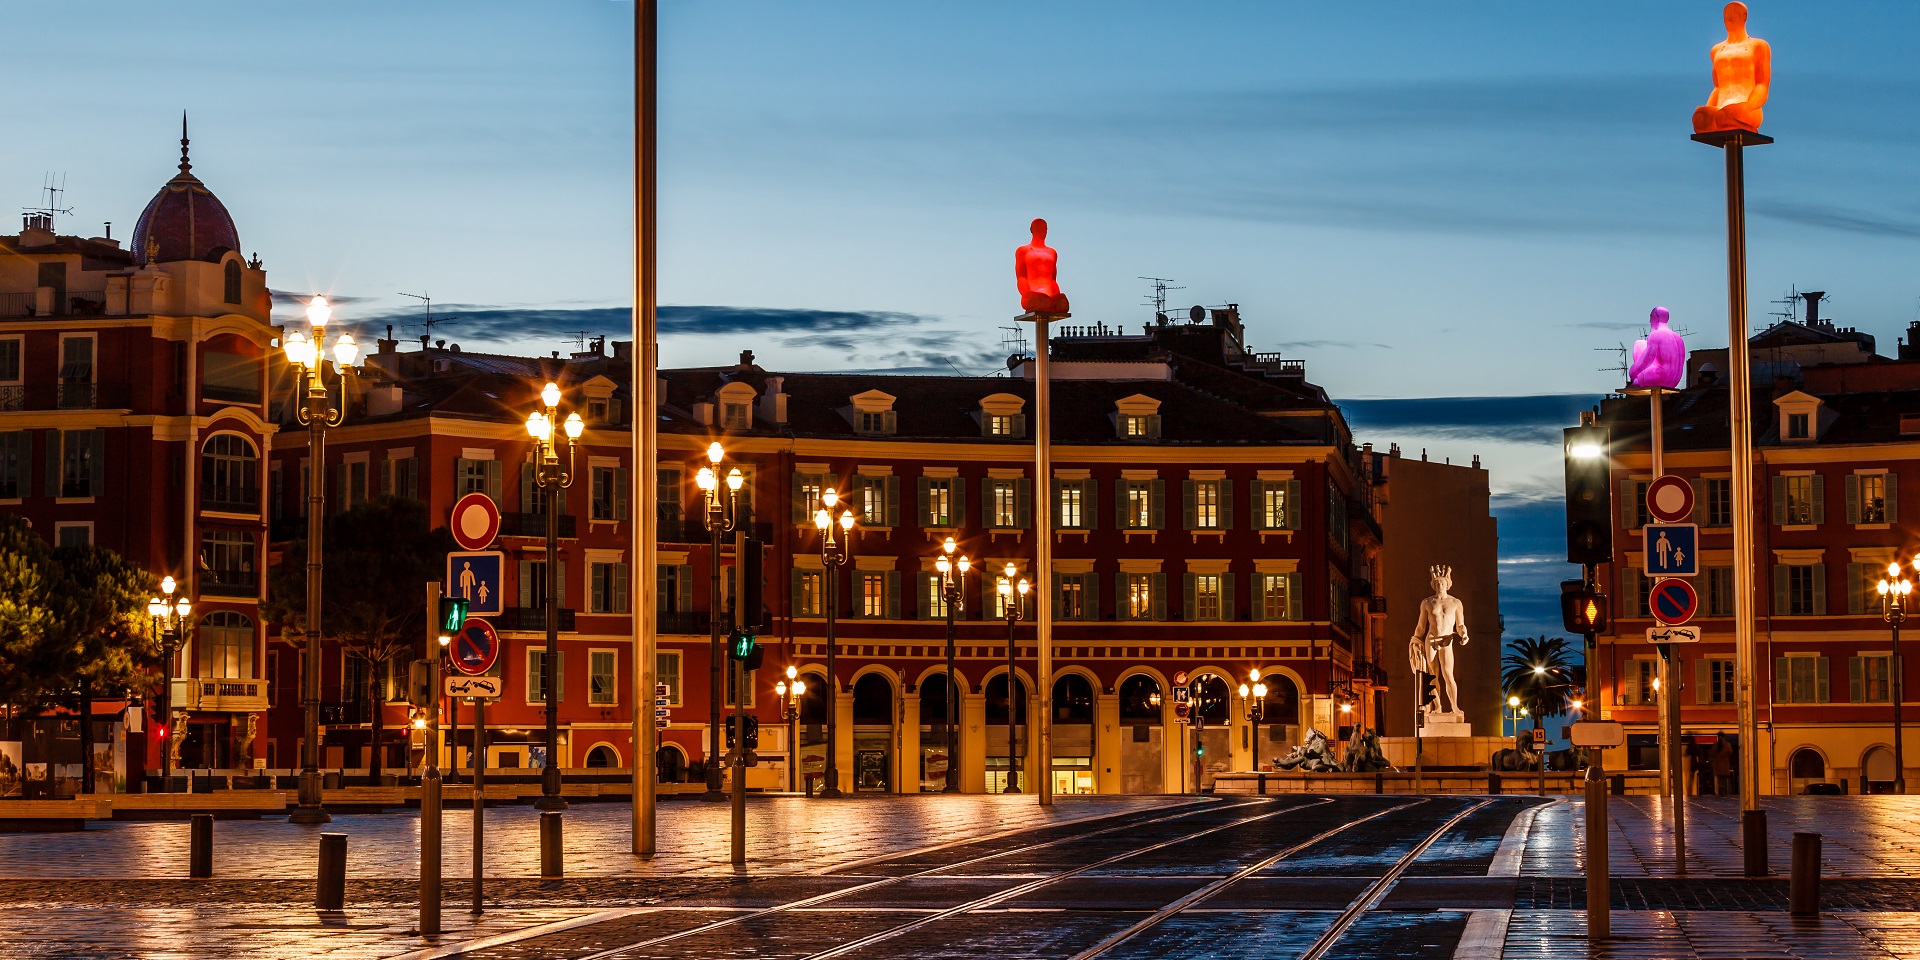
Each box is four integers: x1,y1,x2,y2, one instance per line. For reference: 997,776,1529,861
1501,636,1577,738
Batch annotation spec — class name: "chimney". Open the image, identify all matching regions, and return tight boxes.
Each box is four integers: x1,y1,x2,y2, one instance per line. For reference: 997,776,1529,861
758,375,788,425
738,349,755,369
693,401,714,426
368,384,404,417
612,340,632,361
1801,291,1826,329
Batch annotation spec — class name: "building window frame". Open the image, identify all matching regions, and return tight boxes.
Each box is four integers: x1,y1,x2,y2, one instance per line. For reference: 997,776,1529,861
589,648,618,705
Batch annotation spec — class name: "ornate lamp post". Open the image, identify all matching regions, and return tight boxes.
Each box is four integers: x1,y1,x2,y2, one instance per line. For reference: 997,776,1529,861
814,489,856,798
1877,562,1911,794
774,666,805,793
145,576,193,794
933,537,969,793
525,382,584,811
1238,669,1268,770
695,442,742,799
282,295,358,825
996,563,1029,794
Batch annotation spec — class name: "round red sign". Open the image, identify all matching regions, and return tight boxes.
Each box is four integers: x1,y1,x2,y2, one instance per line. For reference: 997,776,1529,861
1646,475,1695,524
451,618,501,676
1650,577,1699,626
450,492,501,551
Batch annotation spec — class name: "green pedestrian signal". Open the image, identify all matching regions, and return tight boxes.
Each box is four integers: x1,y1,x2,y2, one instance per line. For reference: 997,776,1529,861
437,597,469,633
729,629,757,660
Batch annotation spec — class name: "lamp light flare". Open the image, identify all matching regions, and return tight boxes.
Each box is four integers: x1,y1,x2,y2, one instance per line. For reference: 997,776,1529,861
161,575,177,596
775,680,787,696
813,508,830,530
839,511,855,532
821,487,838,508
541,381,562,409
563,412,584,439
792,679,805,696
1017,579,1030,595
785,665,798,680
697,466,716,491
957,556,970,574
305,295,331,327
1569,442,1604,459
332,332,358,369
726,467,743,492
707,441,724,465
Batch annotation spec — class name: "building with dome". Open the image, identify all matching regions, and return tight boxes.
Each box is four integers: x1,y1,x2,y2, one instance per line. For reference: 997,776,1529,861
0,119,275,791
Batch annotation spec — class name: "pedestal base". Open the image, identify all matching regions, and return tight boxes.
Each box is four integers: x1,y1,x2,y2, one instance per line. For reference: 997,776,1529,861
1419,720,1473,739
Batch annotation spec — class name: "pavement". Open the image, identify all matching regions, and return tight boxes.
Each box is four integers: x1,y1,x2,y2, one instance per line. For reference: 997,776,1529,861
1,793,1917,959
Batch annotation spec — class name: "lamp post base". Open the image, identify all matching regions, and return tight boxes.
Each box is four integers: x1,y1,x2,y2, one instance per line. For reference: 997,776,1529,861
289,772,331,824
941,783,960,794
533,796,568,811
819,766,844,799
535,766,567,810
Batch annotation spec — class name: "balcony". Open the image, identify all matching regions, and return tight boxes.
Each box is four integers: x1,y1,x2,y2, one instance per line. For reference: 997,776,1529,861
201,487,261,515
658,611,711,635
320,701,367,726
0,293,31,318
0,385,20,411
501,512,577,539
500,606,576,631
171,677,269,712
47,381,130,410
200,572,259,598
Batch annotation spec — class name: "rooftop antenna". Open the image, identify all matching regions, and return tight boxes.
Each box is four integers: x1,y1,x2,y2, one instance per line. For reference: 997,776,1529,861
1596,342,1630,378
1768,284,1800,325
397,291,459,345
22,173,72,229
999,324,1030,359
564,330,592,353
1139,277,1184,318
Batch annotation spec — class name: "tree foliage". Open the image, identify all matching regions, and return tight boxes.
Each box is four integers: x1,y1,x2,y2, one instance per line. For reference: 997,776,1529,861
0,515,159,711
1500,636,1578,729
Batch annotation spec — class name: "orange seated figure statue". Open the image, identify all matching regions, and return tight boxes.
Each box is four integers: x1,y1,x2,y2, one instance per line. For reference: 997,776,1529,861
1015,218,1069,316
1693,1,1770,134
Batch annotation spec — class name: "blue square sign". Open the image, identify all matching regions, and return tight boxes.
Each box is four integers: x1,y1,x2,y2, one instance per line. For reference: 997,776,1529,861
447,550,505,616
1643,523,1698,578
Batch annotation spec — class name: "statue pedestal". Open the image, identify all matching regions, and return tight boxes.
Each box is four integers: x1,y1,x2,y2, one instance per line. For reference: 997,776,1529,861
1418,711,1470,739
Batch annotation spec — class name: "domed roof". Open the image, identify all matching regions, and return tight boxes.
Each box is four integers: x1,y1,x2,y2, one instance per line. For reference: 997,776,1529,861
130,117,240,265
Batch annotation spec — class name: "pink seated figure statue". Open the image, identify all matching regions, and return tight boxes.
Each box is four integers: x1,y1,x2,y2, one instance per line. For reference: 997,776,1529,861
1015,218,1069,315
1629,306,1686,390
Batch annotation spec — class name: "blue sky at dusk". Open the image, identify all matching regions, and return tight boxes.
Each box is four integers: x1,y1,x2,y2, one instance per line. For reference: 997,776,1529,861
7,1,1920,642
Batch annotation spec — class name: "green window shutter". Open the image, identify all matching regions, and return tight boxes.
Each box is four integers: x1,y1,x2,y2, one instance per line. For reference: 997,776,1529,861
951,477,966,531
1250,576,1265,622
1695,658,1710,705
1149,479,1165,530
1052,573,1064,620
485,460,503,506
1016,478,1032,529
916,573,930,620
886,476,900,527
519,463,535,512
1285,479,1302,530
519,559,534,608
87,429,104,496
614,563,628,614
1182,573,1196,621
1848,563,1864,614
791,473,806,524
380,459,393,498
1183,480,1197,531
977,477,991,528
790,569,805,618
1689,483,1704,524
1082,479,1097,530
1147,414,1162,439
614,468,629,520
1850,656,1864,703
44,430,59,497
1114,573,1128,618
1816,656,1830,703
1774,658,1789,703
1771,476,1786,526
1773,564,1789,615
1621,478,1637,529
1222,572,1235,622
1084,573,1099,621
1810,474,1826,525
883,410,897,435
1287,572,1304,621
917,476,932,526
1114,479,1128,528
454,458,473,495
17,431,31,498
1048,478,1062,527
1152,572,1167,621
591,564,607,613
1250,479,1266,529
1811,563,1826,615
886,571,901,620
1889,474,1901,523
1012,413,1026,438
679,564,694,614
1220,480,1234,530
1845,475,1860,524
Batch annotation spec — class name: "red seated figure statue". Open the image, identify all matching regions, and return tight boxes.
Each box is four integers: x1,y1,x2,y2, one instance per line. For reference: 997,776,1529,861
1015,218,1069,315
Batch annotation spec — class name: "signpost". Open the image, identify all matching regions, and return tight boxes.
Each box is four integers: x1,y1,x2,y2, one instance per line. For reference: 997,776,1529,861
1643,523,1698,578
450,493,502,551
446,551,506,616
1649,578,1700,626
1647,625,1702,644
446,675,503,698
450,619,502,677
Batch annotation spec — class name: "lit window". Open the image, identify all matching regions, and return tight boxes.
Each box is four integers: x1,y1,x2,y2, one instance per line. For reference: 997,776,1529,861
1859,474,1888,524
923,478,952,526
1125,574,1154,620
1058,576,1085,620
1193,574,1221,620
861,573,886,618
1193,480,1220,529
795,571,823,617
1057,483,1082,528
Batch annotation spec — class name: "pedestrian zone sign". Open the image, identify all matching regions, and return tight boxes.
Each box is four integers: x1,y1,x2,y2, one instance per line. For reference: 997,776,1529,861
1643,523,1697,578
447,550,505,616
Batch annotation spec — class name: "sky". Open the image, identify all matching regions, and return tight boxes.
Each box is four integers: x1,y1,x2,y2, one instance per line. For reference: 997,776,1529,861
8,1,1920,650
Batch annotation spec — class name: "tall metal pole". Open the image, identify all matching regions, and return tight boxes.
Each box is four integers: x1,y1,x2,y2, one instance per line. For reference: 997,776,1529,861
630,0,660,856
823,559,842,798
421,584,443,935
1649,387,1685,867
538,463,566,810
705,500,725,799
1032,315,1055,806
470,694,486,914
291,376,330,824
159,631,175,793
1696,128,1769,875
729,525,746,862
943,576,959,793
1005,604,1019,794
1894,610,1907,795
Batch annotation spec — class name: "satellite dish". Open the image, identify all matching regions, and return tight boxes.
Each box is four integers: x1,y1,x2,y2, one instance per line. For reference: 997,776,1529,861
1189,305,1206,323
1155,312,1168,325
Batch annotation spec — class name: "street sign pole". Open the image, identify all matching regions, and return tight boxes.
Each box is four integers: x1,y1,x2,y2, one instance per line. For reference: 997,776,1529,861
471,692,486,915
421,583,443,935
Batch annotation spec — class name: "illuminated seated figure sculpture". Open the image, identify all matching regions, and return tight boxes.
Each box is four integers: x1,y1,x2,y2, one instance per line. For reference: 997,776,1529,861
1629,306,1686,390
1015,218,1070,315
1692,1,1770,134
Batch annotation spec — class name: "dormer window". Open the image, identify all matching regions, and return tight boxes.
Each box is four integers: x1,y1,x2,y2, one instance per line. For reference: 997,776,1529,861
1787,413,1809,439
715,380,758,432
848,389,898,435
1774,390,1823,445
223,260,242,305
1114,394,1163,440
589,399,610,422
978,392,1026,439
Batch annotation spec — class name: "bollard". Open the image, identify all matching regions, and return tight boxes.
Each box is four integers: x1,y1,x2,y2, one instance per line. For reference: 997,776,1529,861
1611,773,1625,796
316,833,347,913
1743,809,1770,876
188,813,213,878
1374,771,1384,795
1789,832,1821,916
1488,772,1502,795
539,811,563,879
1585,765,1609,939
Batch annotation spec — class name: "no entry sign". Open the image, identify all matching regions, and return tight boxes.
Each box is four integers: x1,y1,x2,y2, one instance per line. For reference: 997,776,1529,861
451,618,501,676
450,492,501,551
1646,475,1695,524
1649,577,1699,626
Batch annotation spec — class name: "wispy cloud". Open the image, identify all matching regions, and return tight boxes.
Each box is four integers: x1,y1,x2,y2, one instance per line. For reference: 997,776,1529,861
1276,340,1392,351
1340,393,1601,445
1754,201,1920,240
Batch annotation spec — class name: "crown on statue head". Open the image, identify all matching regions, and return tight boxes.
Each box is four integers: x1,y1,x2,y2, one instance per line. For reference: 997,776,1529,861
1429,564,1452,580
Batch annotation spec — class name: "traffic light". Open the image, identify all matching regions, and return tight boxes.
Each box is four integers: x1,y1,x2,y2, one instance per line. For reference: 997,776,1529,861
1564,424,1613,566
741,537,766,631
408,660,436,707
728,628,765,671
724,716,761,749
437,597,469,633
1560,579,1609,635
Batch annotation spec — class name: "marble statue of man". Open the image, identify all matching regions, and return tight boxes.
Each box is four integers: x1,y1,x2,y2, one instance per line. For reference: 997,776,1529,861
1408,564,1469,719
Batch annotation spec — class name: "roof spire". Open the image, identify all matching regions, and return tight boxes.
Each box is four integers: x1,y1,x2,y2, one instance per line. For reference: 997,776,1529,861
179,110,191,175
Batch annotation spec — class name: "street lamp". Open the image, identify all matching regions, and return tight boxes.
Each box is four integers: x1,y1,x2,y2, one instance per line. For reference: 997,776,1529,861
933,537,970,792
814,488,856,798
145,576,193,794
1877,561,1912,794
996,563,1029,794
774,665,805,793
283,294,358,825
525,381,583,811
696,441,744,799
1238,669,1268,771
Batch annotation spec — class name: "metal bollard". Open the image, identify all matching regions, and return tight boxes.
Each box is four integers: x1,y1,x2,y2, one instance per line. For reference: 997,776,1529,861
1789,832,1821,916
1611,773,1625,796
1488,772,1502,795
316,833,348,913
1744,809,1770,877
1585,765,1609,939
189,814,213,878
539,811,563,879
1374,771,1384,795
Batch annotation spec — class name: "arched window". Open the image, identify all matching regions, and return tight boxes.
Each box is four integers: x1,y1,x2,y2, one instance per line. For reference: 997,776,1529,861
197,611,254,679
921,673,955,726
656,745,686,782
1052,674,1094,724
223,260,242,305
586,745,617,768
800,675,829,725
986,675,1028,725
1263,675,1301,727
1119,675,1162,724
201,434,258,511
852,674,893,725
1193,675,1231,724
1789,748,1825,780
